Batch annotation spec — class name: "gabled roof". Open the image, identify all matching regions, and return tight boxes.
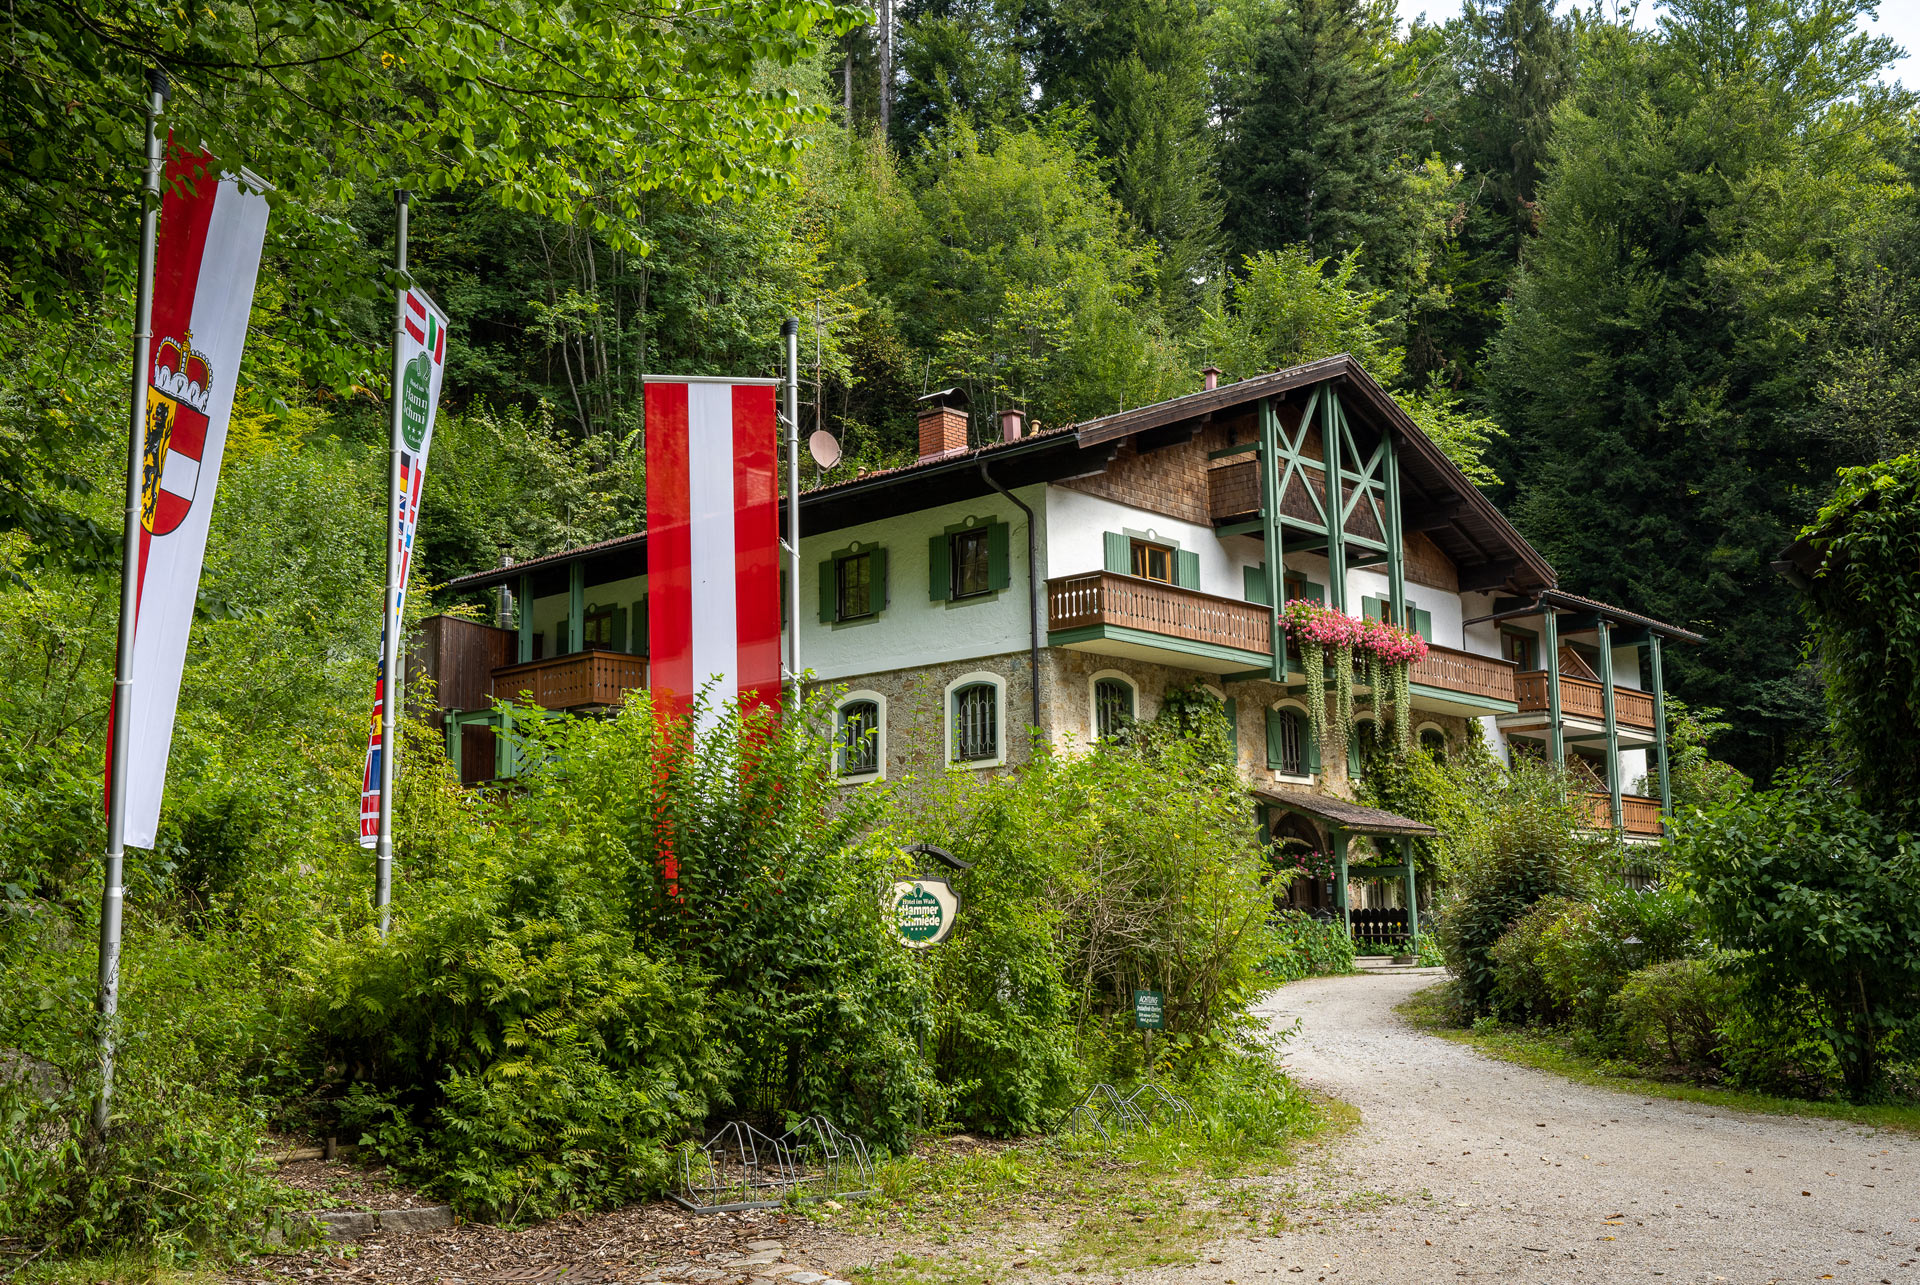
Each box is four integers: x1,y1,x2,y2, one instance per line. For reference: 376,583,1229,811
449,354,1553,596
1255,789,1436,837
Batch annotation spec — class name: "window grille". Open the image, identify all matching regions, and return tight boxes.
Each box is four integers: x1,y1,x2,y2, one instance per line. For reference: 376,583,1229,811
1274,709,1303,775
1094,678,1134,740
953,683,998,762
838,700,880,775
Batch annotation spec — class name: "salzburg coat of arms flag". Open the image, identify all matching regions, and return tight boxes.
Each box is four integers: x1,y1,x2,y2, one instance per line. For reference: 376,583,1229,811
357,288,450,847
113,150,270,850
643,377,781,725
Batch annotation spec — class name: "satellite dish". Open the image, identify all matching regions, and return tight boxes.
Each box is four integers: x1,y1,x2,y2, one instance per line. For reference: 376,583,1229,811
808,430,842,469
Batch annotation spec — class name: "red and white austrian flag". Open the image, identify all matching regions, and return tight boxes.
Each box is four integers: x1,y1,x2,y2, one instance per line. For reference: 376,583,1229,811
113,148,270,849
644,377,781,724
358,286,450,847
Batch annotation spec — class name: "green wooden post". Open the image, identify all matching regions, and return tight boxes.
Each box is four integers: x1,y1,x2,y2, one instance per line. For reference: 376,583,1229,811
517,572,533,663
1541,606,1564,768
1598,617,1622,833
445,713,461,779
568,561,585,654
1333,831,1350,940
1384,426,1405,627
1400,835,1418,953
1259,397,1288,680
1324,391,1346,613
1650,633,1672,825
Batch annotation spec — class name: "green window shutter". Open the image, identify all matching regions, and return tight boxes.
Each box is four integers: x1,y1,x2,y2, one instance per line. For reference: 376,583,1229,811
611,606,628,653
1413,607,1433,641
928,533,951,602
1362,595,1384,621
1223,697,1237,755
1104,531,1129,573
818,559,837,624
1244,564,1270,605
1175,548,1201,589
987,520,1011,591
636,598,650,656
872,546,889,612
1265,708,1286,769
1306,720,1321,774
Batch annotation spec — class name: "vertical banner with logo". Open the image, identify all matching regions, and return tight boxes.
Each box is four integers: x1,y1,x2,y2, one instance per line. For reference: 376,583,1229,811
112,150,270,849
643,376,782,725
357,288,449,847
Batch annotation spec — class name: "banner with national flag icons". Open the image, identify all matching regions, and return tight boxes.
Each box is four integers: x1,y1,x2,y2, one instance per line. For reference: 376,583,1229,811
112,150,270,850
644,377,781,726
357,288,450,847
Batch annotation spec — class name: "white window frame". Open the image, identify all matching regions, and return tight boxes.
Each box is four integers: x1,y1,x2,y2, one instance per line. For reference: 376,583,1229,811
1268,698,1315,785
1087,669,1138,742
834,690,888,782
943,671,1007,770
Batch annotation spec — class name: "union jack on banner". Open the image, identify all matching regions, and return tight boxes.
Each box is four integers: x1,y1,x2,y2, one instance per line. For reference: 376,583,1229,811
359,288,449,846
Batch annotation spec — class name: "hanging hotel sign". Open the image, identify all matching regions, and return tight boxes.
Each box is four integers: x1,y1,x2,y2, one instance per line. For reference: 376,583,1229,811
889,877,959,948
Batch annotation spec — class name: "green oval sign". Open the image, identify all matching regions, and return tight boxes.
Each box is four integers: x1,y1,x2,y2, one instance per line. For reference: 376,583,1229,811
890,878,959,948
400,352,432,452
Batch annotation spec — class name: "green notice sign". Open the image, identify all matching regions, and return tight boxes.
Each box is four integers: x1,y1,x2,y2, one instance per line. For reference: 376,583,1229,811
1133,988,1164,1030
889,878,958,948
400,352,433,451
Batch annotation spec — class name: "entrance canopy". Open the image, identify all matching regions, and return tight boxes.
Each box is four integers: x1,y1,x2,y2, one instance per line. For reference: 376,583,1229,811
1254,790,1435,838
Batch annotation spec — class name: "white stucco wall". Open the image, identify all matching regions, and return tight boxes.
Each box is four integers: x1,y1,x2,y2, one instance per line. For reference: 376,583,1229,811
1042,486,1260,598
797,485,1045,685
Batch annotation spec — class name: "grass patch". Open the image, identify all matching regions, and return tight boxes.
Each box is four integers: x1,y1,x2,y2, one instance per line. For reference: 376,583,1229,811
1398,982,1920,1136
834,1056,1347,1285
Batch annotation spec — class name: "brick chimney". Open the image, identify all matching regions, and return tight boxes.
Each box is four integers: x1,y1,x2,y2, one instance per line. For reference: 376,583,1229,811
915,387,971,462
999,408,1025,442
1202,365,1221,391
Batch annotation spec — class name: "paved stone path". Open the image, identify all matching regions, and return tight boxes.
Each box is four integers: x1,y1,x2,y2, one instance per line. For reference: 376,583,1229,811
1138,970,1920,1285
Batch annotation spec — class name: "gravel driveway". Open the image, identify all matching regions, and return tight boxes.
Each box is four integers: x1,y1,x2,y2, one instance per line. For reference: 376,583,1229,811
1141,969,1920,1285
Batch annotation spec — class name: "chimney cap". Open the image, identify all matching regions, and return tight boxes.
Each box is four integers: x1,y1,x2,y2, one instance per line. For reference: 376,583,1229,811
1201,364,1222,376
916,386,971,410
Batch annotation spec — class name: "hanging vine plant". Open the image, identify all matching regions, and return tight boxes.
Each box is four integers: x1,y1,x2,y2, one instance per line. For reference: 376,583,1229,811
1284,600,1429,763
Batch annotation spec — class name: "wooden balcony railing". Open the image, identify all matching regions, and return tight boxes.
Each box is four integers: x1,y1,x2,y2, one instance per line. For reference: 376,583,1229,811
1582,791,1664,837
1048,571,1273,657
1515,670,1655,729
491,649,649,710
1410,644,1516,704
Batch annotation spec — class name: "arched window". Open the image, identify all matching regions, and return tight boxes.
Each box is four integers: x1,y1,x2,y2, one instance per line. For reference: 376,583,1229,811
1419,725,1448,761
837,699,881,776
1266,706,1310,776
1092,675,1135,741
952,682,999,763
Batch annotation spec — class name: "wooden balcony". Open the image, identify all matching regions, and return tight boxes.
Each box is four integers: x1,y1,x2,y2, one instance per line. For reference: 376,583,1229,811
1582,791,1664,837
1410,644,1517,708
491,649,649,710
1515,671,1655,730
1048,571,1272,667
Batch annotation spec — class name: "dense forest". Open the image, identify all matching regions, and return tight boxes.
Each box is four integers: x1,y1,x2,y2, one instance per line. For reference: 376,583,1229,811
4,0,1917,788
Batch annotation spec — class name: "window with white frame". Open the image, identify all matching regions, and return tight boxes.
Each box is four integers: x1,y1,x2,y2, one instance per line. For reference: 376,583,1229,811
837,698,882,777
1092,675,1135,741
943,673,1006,767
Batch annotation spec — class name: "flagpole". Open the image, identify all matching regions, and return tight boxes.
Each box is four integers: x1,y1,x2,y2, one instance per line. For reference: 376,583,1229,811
97,68,169,1134
782,317,800,689
374,190,409,939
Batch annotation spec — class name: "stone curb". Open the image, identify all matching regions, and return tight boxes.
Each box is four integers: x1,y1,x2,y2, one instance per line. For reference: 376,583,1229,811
314,1205,456,1240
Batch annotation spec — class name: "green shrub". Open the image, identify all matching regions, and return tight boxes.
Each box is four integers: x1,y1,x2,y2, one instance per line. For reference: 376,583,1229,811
1433,758,1595,1014
1534,882,1700,1033
1614,957,1735,1071
1257,911,1357,983
1713,984,1842,1097
1674,765,1920,1099
1487,896,1579,1025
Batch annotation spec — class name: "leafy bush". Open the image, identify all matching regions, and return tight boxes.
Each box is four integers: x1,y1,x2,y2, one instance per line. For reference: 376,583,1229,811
1433,758,1596,1015
1257,911,1357,983
1614,957,1735,1071
1487,896,1579,1026
1533,882,1700,1034
1674,765,1920,1099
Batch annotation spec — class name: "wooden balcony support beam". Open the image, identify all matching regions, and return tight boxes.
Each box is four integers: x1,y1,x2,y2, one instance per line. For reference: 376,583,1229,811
1324,391,1347,612
1651,634,1672,826
517,572,533,663
1385,427,1406,626
1599,617,1623,834
1542,606,1564,766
